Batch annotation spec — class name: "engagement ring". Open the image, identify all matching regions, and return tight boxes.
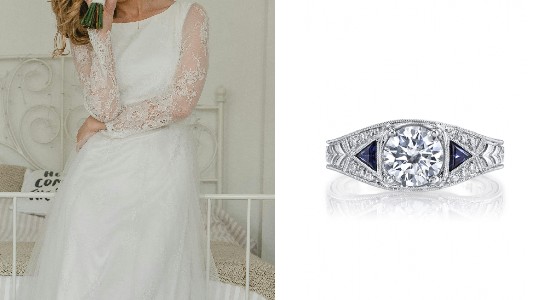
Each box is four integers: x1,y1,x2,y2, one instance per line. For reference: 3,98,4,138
326,119,504,191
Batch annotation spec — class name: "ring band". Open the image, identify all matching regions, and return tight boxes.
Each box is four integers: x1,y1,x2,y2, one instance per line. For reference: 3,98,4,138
326,119,504,191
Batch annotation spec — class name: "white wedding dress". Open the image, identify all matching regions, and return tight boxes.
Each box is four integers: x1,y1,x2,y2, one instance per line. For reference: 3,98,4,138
17,1,220,299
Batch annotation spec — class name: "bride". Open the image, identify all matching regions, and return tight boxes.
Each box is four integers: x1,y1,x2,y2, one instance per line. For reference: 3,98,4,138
17,0,219,298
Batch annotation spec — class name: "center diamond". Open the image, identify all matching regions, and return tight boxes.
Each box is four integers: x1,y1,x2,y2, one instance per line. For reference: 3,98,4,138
383,125,444,187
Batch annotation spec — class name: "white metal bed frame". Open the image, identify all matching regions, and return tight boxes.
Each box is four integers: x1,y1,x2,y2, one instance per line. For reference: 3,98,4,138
0,54,275,300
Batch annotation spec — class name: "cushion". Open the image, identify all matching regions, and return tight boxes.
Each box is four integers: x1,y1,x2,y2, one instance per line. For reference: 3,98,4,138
0,242,34,275
211,241,275,300
0,164,26,193
206,202,259,255
11,169,63,216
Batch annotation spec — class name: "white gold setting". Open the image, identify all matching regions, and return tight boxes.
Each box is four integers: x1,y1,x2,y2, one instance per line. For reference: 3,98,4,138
326,119,504,191
383,125,444,187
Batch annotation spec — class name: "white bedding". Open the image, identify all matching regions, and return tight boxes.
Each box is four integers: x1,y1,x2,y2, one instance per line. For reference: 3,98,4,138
0,200,44,243
0,278,268,300
0,198,270,300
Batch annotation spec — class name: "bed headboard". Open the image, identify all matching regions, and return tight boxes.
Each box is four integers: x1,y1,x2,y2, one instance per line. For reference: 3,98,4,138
0,54,225,194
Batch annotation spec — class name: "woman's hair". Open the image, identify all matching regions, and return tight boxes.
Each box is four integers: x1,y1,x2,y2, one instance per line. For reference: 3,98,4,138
50,0,117,58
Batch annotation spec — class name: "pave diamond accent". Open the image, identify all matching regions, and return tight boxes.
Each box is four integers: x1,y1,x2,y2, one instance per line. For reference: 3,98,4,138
382,125,443,187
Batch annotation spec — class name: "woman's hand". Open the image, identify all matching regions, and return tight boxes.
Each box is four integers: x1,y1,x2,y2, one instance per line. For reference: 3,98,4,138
84,0,117,32
76,116,106,152
84,0,118,17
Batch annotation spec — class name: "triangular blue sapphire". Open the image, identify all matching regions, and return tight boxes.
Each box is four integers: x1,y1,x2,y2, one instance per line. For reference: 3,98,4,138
355,141,377,171
449,141,472,171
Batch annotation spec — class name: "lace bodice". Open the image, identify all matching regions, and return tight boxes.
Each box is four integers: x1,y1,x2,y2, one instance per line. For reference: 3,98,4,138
70,1,208,139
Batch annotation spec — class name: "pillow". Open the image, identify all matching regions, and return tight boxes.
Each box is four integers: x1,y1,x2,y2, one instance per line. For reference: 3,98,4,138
10,169,63,216
211,241,275,300
211,204,259,255
0,164,26,193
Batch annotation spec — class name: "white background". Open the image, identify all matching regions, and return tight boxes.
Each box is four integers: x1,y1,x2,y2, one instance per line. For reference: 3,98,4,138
277,0,550,299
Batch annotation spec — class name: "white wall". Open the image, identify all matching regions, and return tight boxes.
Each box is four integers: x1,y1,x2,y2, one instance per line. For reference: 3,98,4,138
201,0,275,263
0,0,274,262
203,0,269,194
261,0,275,264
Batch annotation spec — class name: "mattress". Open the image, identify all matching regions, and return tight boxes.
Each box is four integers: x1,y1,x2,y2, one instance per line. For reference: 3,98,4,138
0,198,274,300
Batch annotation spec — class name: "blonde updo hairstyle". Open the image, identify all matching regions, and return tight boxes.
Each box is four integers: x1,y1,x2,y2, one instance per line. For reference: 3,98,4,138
50,0,117,58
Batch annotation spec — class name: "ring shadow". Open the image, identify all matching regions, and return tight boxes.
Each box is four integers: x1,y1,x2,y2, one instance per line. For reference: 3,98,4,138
326,175,504,219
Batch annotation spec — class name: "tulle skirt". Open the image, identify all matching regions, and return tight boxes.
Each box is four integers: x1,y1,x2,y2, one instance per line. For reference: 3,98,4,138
17,120,219,299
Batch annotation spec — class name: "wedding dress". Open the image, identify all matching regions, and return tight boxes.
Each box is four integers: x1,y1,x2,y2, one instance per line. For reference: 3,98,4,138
17,0,220,299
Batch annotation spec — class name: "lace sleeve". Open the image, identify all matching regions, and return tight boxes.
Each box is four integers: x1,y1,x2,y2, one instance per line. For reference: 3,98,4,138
70,29,124,123
103,2,209,138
